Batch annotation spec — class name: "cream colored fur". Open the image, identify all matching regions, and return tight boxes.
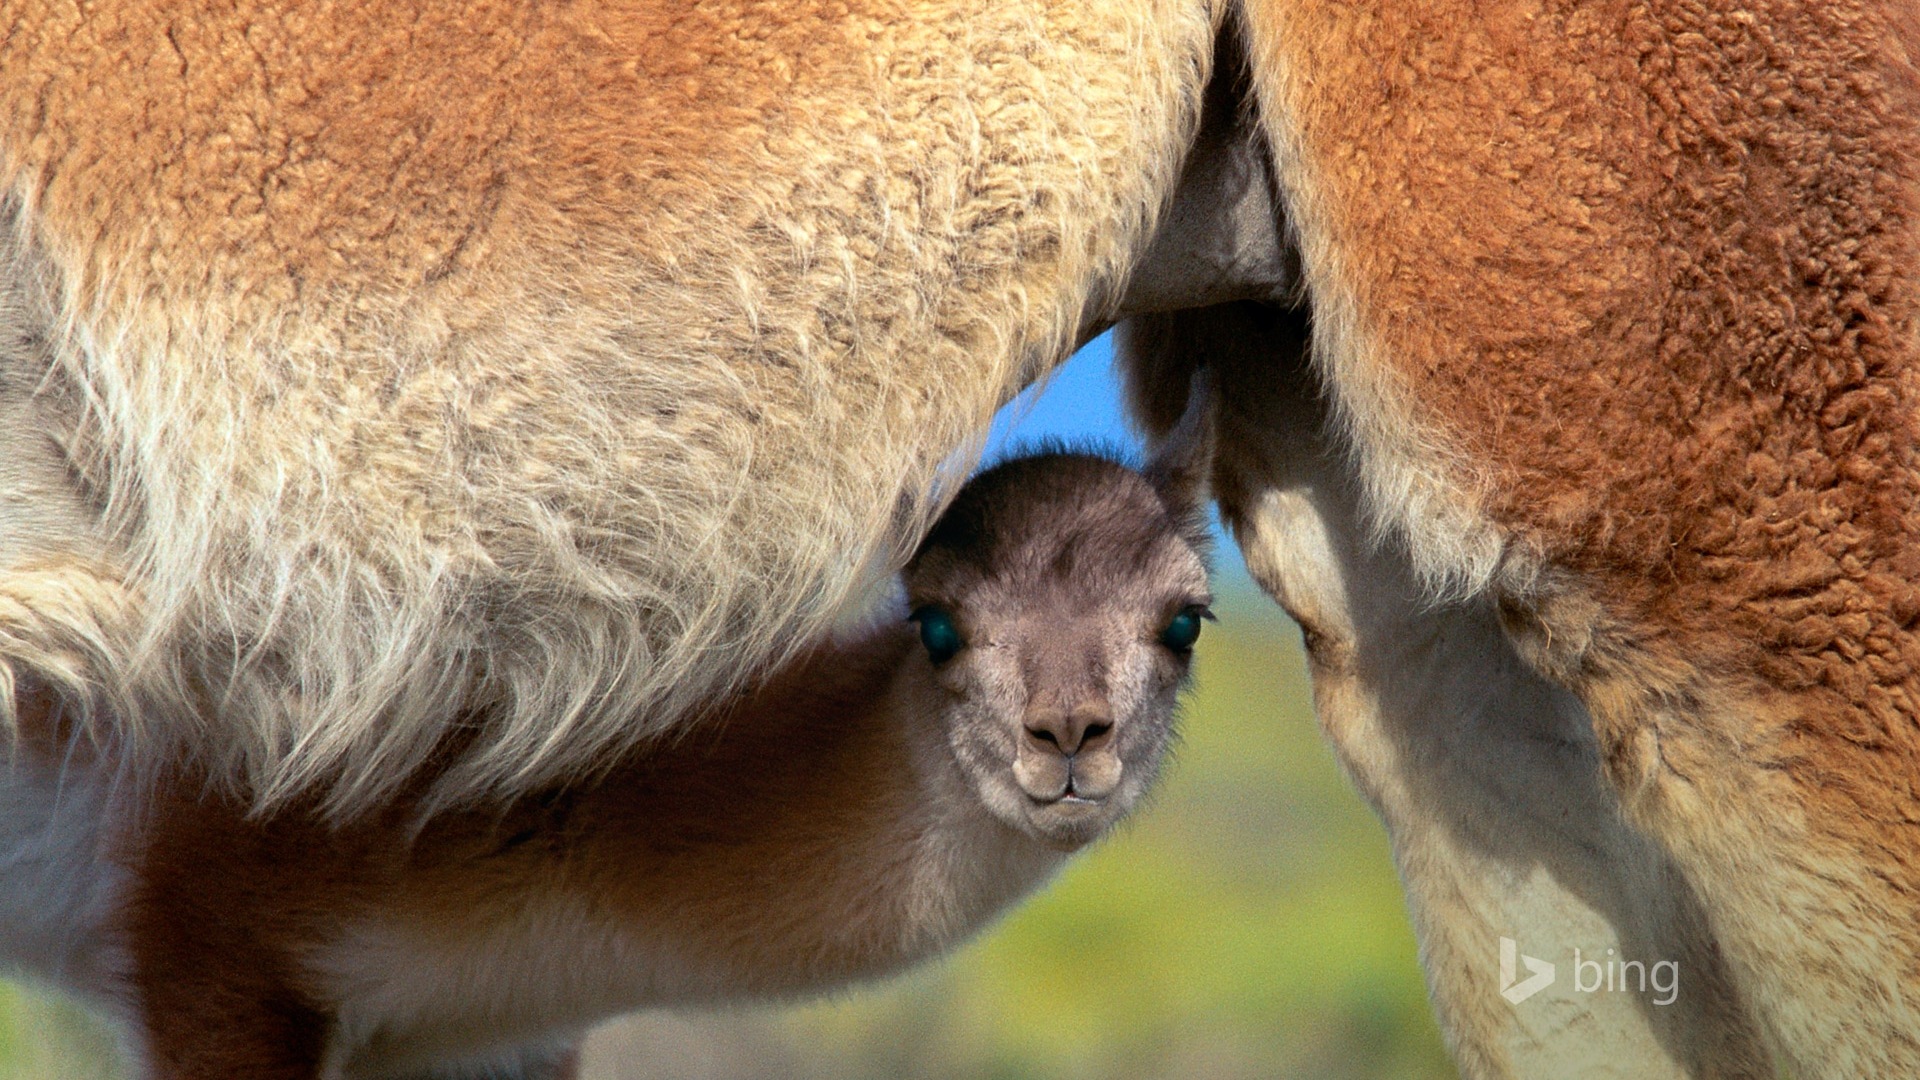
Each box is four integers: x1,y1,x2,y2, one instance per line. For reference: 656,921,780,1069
308,716,1065,1079
0,1,1223,815
1121,308,1774,1078
1120,6,1920,1068
1214,16,1513,601
1118,310,1767,1076
5,4,1913,1078
0,444,1211,1080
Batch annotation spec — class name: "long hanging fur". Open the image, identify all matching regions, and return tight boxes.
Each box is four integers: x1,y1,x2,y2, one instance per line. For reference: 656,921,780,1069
4,1,1919,1076
0,0,1223,815
0,448,1213,1079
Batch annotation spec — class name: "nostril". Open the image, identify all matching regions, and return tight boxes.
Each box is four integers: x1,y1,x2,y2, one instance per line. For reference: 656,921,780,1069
1024,707,1073,753
1025,700,1113,756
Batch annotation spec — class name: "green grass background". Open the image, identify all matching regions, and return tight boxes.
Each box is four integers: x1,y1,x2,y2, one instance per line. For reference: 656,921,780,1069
0,582,1456,1079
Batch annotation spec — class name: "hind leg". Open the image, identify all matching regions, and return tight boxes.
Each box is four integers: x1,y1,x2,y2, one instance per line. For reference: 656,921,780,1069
1123,305,1773,1078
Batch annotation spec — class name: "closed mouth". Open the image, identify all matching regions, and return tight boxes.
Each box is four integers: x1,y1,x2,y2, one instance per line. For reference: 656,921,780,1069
1027,791,1102,810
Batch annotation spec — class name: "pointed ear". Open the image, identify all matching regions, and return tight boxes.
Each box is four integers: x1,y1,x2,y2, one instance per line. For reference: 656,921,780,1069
1142,368,1216,523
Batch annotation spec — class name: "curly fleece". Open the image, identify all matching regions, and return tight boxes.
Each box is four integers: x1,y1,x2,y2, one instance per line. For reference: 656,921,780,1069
1237,0,1920,1072
0,0,1218,814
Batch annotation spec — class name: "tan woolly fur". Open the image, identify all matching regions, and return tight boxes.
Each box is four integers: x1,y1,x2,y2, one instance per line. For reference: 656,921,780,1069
1123,306,1775,1078
3,2,1919,1078
0,0,1223,815
0,445,1213,1079
1214,0,1920,1074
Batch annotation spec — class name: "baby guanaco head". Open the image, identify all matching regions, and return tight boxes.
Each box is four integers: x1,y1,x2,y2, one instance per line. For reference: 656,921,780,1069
902,448,1212,851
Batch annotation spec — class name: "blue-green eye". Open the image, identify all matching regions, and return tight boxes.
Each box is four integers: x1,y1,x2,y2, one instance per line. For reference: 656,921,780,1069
1161,606,1209,653
910,605,964,664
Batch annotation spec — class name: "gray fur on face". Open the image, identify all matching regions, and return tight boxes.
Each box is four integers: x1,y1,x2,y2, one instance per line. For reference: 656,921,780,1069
903,452,1211,850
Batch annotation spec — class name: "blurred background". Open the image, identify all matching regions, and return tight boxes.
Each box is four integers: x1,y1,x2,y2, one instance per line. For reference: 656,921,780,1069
0,337,1455,1079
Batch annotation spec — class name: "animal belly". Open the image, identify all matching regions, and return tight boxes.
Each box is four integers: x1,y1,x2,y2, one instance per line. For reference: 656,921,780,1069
318,901,706,1077
0,0,1222,814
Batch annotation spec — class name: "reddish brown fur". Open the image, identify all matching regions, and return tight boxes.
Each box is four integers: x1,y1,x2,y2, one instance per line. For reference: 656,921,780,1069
0,2,866,307
1221,0,1920,1070
5,1,1917,1075
0,0,1218,816
1237,0,1920,793
110,450,1208,1079
129,637,920,1079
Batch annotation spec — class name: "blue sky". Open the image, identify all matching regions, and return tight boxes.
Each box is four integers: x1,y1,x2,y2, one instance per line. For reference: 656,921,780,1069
982,332,1248,579
982,333,1138,459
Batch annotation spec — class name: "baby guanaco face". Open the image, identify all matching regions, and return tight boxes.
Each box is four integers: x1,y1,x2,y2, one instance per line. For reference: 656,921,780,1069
903,452,1211,851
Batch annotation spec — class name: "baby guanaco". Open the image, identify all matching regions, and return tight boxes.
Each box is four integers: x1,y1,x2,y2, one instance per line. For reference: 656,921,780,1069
0,416,1213,1080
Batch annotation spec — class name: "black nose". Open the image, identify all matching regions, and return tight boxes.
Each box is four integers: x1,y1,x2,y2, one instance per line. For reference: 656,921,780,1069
1023,700,1114,756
